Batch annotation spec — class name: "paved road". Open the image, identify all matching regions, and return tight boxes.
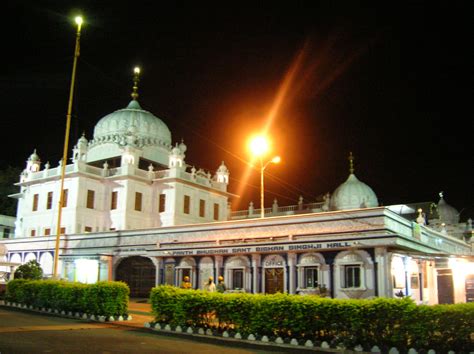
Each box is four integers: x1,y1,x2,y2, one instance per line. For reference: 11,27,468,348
0,307,288,354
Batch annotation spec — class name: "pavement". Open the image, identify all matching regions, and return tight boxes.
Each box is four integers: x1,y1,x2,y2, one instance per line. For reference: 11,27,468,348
125,298,155,329
0,299,340,353
0,306,285,353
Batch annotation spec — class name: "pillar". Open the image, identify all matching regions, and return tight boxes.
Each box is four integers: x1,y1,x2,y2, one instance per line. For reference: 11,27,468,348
403,256,411,296
375,247,390,298
251,254,261,294
215,255,223,280
287,253,297,294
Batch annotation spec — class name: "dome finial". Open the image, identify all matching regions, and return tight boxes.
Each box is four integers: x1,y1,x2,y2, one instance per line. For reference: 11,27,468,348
348,151,355,174
131,66,141,100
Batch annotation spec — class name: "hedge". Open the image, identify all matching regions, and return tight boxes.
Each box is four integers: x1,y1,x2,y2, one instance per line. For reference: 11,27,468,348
6,279,129,317
150,285,474,352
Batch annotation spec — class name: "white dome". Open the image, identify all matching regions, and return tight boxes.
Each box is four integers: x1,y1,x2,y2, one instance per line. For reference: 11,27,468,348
92,100,171,146
437,195,459,224
87,100,172,164
330,173,378,211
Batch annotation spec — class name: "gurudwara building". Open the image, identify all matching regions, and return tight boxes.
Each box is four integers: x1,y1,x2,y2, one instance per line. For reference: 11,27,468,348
1,80,472,303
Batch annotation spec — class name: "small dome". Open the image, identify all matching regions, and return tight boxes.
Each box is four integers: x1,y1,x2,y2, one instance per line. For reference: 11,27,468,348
92,100,172,147
179,140,187,153
437,194,459,224
28,149,40,162
330,174,378,211
217,161,228,173
78,133,88,144
171,144,182,155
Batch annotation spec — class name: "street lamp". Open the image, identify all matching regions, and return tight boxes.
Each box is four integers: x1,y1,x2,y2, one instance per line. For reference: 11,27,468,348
53,15,83,278
249,136,280,218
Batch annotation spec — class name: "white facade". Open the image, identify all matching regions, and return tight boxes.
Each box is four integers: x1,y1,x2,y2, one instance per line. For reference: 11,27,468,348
2,86,473,303
11,99,233,239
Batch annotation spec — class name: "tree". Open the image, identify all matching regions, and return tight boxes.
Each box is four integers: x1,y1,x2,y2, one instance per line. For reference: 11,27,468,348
14,260,43,280
0,166,21,216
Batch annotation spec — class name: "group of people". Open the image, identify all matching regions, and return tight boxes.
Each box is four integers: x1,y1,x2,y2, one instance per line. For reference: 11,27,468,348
181,275,226,293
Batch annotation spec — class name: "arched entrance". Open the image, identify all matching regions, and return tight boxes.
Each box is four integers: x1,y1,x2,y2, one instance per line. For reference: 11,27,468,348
115,256,156,298
262,254,286,294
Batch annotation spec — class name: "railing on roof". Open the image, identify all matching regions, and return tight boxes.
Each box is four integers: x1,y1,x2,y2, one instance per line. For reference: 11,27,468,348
230,201,325,220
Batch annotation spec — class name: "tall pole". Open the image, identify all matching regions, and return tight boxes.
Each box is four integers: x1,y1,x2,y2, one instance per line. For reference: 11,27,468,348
53,16,83,278
260,158,264,218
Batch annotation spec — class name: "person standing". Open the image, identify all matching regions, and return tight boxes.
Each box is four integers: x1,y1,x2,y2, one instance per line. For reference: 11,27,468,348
216,276,226,293
203,276,216,292
181,276,192,289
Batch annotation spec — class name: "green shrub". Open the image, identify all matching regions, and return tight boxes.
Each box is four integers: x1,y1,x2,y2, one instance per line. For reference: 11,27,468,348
149,285,474,351
6,280,129,317
13,260,43,280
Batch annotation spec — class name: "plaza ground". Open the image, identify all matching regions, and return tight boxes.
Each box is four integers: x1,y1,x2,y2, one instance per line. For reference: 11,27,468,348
0,300,320,354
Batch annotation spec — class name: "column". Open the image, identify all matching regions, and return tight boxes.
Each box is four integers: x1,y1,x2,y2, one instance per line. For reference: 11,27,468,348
287,253,296,294
154,257,162,287
251,254,261,294
403,256,411,296
375,247,389,298
215,255,223,280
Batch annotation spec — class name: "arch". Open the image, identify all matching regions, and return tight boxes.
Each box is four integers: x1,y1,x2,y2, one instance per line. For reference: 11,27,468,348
115,256,156,298
297,252,329,293
179,257,196,268
225,255,250,268
298,252,326,266
176,257,197,289
24,252,37,263
262,254,287,294
199,257,214,289
334,249,373,264
39,252,53,275
334,249,374,299
224,255,251,291
9,254,21,264
262,254,286,268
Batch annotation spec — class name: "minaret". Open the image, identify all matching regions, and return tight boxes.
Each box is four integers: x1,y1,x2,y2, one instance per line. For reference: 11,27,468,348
72,133,88,162
215,161,229,184
168,143,186,168
26,149,41,172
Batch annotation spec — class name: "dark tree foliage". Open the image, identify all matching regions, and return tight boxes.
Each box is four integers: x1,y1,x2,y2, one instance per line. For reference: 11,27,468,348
0,166,20,216
14,260,43,280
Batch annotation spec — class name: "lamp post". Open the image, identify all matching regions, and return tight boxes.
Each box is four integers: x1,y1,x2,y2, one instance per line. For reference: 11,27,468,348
249,136,280,218
53,15,83,278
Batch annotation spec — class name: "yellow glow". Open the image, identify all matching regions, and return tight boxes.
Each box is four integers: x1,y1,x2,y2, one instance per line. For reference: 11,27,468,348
249,136,269,157
75,259,98,284
449,258,474,277
272,156,281,164
134,66,141,74
75,16,83,26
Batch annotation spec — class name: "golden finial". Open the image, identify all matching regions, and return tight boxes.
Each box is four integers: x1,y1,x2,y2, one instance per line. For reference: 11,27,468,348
131,66,141,100
348,151,354,174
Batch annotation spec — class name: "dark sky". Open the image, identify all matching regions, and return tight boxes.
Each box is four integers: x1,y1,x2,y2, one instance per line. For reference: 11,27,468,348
3,2,473,219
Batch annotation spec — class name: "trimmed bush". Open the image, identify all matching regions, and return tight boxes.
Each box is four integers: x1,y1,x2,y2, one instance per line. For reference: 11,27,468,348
13,260,43,280
149,286,474,352
6,280,129,317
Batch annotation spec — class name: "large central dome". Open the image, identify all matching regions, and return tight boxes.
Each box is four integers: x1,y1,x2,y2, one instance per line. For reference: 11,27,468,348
92,100,172,146
86,100,172,165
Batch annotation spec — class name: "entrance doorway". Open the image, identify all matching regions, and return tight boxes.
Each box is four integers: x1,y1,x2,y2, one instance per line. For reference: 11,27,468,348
116,256,156,298
265,268,284,294
437,269,454,304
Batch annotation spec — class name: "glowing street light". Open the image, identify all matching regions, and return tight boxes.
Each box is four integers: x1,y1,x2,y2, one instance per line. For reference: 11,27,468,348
249,136,281,218
53,15,84,278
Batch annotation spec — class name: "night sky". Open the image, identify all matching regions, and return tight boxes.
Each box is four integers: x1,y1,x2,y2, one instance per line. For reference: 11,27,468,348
3,2,473,219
